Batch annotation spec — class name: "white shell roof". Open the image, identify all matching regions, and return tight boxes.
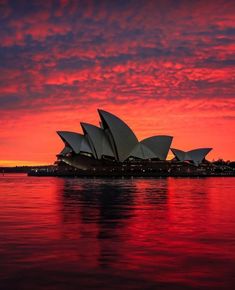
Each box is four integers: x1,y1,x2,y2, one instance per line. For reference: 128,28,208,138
57,131,93,155
59,146,72,156
171,148,185,161
81,122,115,159
140,135,173,160
130,143,156,159
56,109,212,165
80,136,93,154
98,109,139,162
171,148,212,164
187,148,212,164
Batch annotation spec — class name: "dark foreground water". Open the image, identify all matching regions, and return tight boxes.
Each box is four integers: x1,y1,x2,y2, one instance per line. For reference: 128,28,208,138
0,175,235,290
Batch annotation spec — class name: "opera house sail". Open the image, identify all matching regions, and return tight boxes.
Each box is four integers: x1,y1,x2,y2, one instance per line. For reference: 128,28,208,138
56,109,212,173
171,148,212,166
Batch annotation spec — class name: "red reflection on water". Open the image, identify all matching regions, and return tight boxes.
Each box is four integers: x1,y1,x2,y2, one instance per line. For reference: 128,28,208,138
1,175,235,289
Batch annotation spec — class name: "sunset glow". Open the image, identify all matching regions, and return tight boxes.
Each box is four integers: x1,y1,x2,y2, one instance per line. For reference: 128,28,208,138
0,0,234,166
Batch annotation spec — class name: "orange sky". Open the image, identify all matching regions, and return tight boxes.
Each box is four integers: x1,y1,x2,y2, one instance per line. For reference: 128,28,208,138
0,0,234,166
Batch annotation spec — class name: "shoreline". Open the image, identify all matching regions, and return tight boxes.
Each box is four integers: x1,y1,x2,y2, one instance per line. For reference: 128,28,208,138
28,170,235,178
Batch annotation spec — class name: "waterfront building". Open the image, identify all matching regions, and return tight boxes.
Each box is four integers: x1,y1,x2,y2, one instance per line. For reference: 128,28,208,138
56,109,211,171
171,148,212,166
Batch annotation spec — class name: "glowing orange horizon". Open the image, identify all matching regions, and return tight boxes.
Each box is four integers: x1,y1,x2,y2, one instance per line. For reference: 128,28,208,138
0,160,50,167
0,101,234,167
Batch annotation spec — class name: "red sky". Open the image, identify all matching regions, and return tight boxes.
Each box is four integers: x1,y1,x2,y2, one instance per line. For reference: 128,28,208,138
0,0,234,166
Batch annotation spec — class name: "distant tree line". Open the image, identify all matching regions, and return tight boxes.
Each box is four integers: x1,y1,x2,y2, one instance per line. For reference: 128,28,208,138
212,159,235,168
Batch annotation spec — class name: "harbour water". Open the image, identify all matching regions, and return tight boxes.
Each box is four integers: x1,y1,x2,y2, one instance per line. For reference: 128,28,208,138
0,174,235,289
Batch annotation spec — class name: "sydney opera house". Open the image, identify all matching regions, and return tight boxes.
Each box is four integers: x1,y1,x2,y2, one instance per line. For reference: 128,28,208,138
56,109,212,174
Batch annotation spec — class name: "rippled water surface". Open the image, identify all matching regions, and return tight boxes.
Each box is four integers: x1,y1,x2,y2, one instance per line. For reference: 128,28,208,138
0,174,235,290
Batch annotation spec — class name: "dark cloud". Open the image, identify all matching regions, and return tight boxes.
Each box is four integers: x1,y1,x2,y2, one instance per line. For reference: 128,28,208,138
0,0,234,112
0,95,21,108
202,57,235,68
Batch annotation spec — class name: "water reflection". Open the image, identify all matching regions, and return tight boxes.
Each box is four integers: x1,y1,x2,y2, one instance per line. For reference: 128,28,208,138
0,176,235,289
59,179,136,267
61,179,135,222
58,178,206,271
